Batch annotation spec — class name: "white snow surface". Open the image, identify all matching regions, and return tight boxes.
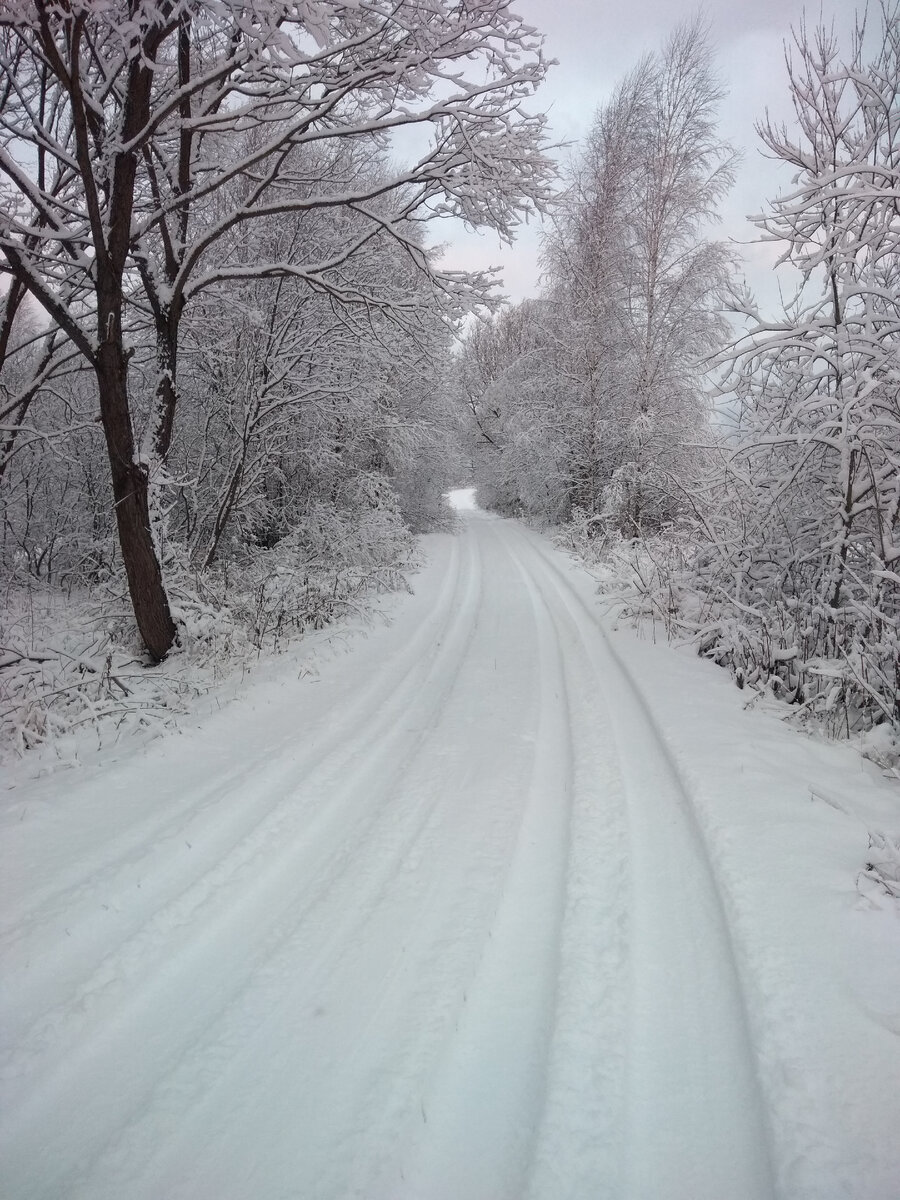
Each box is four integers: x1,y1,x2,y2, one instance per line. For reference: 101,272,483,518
2,510,899,1200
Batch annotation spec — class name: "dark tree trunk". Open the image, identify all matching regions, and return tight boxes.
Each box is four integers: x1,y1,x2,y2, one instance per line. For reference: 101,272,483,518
153,310,180,462
96,24,176,660
95,331,176,662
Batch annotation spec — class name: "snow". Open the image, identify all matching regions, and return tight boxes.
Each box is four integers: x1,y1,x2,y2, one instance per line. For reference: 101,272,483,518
445,485,478,510
2,511,898,1200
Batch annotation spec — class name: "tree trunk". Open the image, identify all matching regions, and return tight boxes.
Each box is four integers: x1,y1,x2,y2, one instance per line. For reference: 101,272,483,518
203,459,245,569
95,339,176,662
96,32,177,662
153,310,180,462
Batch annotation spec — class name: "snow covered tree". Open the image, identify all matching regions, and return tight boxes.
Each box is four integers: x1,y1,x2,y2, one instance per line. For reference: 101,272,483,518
463,18,735,531
172,197,457,566
712,5,900,726
0,0,553,659
545,18,735,532
458,300,559,518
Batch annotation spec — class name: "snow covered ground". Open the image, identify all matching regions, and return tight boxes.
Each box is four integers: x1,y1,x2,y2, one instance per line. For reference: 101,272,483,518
2,504,898,1200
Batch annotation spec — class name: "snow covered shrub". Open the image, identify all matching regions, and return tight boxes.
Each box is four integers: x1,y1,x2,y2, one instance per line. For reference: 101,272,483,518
158,484,416,657
0,583,186,758
0,482,417,761
555,506,607,551
562,496,899,738
684,514,900,734
860,831,900,900
596,462,684,539
230,494,416,650
703,11,900,734
558,521,702,643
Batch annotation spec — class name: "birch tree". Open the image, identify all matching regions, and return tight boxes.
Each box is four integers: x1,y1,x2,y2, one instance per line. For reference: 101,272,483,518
463,18,734,531
548,17,734,532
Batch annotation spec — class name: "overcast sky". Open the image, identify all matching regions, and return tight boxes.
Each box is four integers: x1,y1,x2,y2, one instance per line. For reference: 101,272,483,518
437,0,856,310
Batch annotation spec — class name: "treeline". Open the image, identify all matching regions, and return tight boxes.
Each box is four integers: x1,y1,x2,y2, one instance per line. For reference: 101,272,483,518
0,0,553,752
459,12,900,734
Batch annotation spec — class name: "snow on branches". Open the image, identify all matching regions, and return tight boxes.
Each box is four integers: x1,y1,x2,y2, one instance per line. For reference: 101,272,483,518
710,5,900,730
459,17,736,533
0,0,554,664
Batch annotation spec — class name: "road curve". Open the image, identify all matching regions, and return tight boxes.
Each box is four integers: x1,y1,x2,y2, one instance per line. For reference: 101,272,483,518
0,511,775,1200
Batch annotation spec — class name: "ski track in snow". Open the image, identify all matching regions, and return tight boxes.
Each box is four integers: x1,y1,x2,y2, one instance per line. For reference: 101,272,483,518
1,511,892,1199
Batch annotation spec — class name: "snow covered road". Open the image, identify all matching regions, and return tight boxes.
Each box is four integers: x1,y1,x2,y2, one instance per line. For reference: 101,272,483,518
2,510,898,1199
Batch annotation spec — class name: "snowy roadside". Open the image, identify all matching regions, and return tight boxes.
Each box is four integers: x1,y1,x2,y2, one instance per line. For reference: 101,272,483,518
552,522,900,767
524,526,900,1199
0,538,428,782
0,549,432,787
609,626,900,1198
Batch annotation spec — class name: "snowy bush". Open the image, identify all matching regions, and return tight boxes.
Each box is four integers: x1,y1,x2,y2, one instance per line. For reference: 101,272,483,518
860,831,900,901
0,584,182,757
188,489,417,654
701,12,900,735
0,490,417,762
560,517,900,740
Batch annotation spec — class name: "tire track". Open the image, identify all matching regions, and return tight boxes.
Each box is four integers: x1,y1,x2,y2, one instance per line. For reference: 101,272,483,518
389,516,575,1200
0,533,490,1200
0,534,469,1045
506,522,776,1199
499,526,632,1200
1,535,465,944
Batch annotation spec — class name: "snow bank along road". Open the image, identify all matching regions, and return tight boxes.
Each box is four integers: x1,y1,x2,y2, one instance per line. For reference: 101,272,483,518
2,509,898,1200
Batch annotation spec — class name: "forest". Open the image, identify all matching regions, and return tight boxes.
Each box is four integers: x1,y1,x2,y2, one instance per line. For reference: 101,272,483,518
2,0,899,756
